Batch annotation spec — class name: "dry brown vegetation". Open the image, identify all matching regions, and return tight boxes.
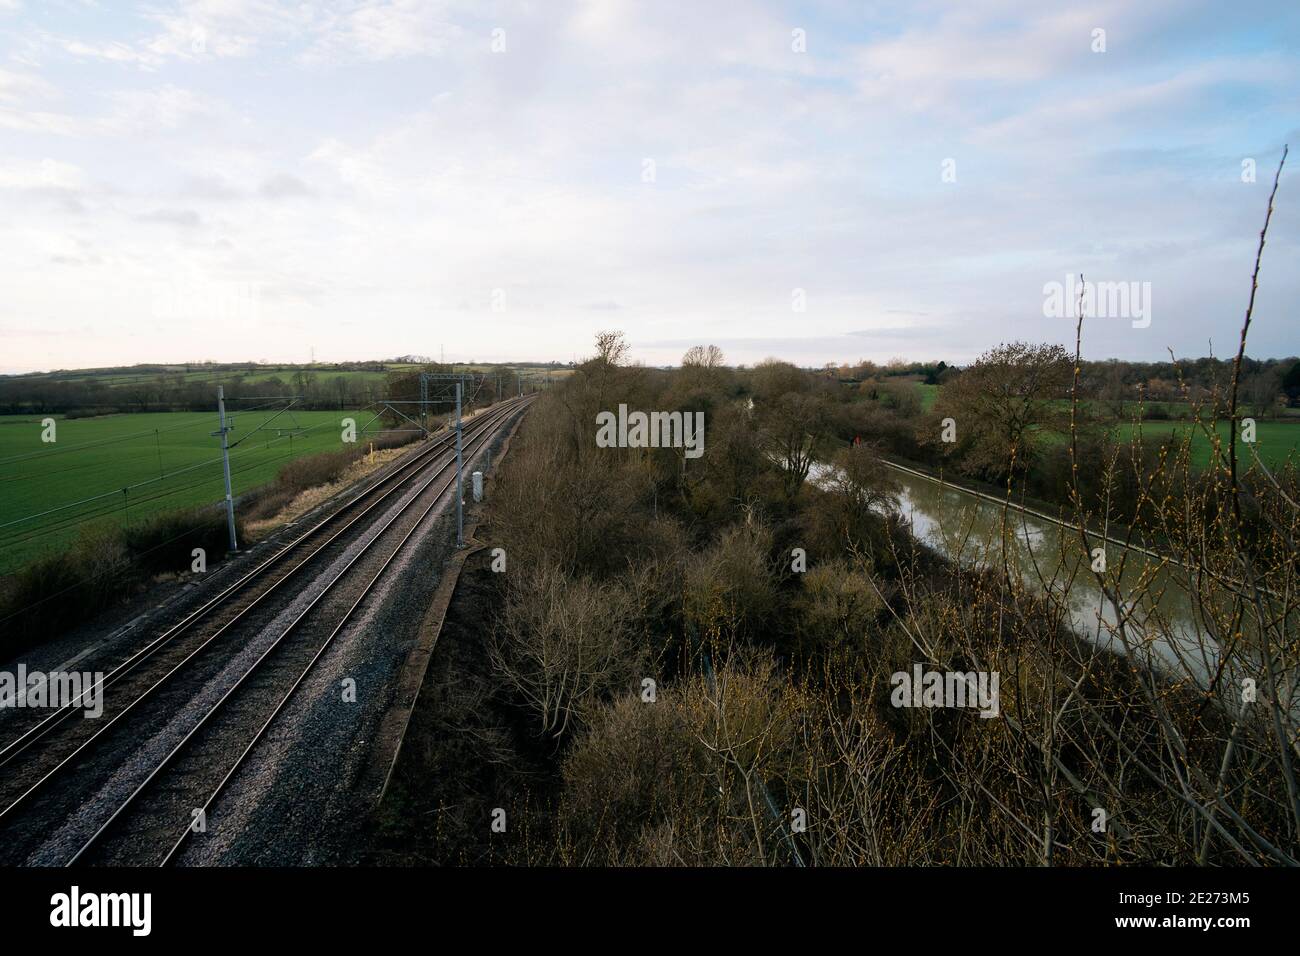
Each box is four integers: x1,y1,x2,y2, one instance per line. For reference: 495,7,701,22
465,304,1296,864
460,336,1293,864
418,161,1298,868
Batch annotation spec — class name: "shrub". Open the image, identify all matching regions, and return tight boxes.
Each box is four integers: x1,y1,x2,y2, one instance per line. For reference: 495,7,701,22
489,562,646,740
555,650,804,866
683,522,778,644
0,526,135,656
124,505,241,575
792,559,885,658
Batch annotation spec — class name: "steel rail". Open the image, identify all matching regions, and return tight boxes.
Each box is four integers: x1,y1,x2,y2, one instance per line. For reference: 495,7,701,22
0,398,526,775
69,398,529,866
0,400,525,832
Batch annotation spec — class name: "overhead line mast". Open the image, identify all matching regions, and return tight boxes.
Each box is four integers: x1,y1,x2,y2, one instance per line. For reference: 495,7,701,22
211,386,239,553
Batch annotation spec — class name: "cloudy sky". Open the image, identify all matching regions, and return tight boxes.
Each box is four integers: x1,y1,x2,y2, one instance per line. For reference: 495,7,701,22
1,0,1296,373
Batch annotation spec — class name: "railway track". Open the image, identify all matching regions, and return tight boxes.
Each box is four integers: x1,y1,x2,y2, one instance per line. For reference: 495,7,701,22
0,401,520,774
0,395,530,866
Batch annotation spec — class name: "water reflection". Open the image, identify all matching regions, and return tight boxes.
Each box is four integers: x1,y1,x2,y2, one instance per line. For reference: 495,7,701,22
889,469,1218,677
812,460,1233,684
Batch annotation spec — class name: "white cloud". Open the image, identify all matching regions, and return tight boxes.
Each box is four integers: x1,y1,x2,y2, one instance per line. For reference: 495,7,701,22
0,157,88,190
0,107,82,133
0,84,221,136
302,0,463,63
44,0,473,68
139,0,303,62
99,85,217,130
1,0,1296,370
0,68,50,102
972,56,1298,147
62,38,156,65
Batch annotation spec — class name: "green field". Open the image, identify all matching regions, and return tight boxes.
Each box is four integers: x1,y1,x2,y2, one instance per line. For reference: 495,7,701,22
1113,419,1300,470
918,381,1299,469
0,409,373,572
1029,418,1299,469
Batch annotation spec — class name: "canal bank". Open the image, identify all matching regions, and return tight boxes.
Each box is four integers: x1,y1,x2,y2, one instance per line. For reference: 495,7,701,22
812,456,1251,687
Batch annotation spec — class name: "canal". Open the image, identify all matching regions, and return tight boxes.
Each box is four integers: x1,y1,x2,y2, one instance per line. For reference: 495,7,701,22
817,458,1234,684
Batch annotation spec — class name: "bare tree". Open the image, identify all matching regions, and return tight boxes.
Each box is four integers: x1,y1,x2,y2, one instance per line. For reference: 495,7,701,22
1100,359,1130,420
761,392,829,499
682,344,725,369
593,329,629,367
489,563,645,740
933,341,1072,477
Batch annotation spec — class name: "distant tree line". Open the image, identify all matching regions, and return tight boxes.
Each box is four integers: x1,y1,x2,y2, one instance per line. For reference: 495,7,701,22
1,362,403,415
0,359,557,417
827,355,1300,414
